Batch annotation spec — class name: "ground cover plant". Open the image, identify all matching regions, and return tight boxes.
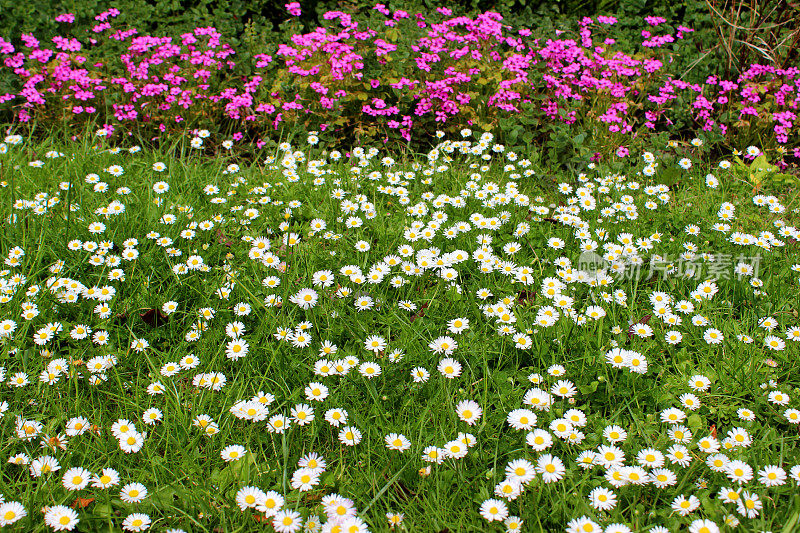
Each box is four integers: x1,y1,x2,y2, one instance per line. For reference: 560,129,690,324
0,124,799,533
0,5,798,159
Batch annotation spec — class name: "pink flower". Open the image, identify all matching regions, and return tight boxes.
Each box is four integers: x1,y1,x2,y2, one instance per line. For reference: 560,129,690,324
285,2,301,16
55,13,76,23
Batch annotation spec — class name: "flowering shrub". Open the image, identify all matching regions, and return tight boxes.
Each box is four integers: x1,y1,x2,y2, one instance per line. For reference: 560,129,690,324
0,5,798,161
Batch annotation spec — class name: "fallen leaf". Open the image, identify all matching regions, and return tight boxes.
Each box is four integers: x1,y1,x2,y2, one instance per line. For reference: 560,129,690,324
140,308,168,327
70,497,94,509
410,302,429,322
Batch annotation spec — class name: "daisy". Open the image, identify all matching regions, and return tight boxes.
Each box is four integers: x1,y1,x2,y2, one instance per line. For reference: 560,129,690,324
666,444,692,468
688,374,711,391
727,427,751,447
697,435,720,454
273,509,303,532
289,331,312,348
268,414,290,434
551,380,576,398
447,317,470,334
505,459,536,485
660,407,687,425
727,460,754,484
672,494,700,516
444,439,469,459
338,426,362,446
624,466,649,485
290,288,318,309
437,358,462,379
689,519,720,533
398,300,417,311
419,446,444,466
718,486,742,504
764,335,786,351
256,491,285,516
160,362,180,377
758,465,786,487
603,425,628,443
566,517,601,533
323,495,356,521
290,468,320,492
680,393,701,410
298,452,326,472
588,487,617,511
122,513,151,532
92,468,120,488
736,491,762,518
120,482,148,503
429,336,457,355
707,453,730,472
455,400,482,425
703,328,723,344
526,429,553,451
44,505,79,531
536,454,566,483
354,296,374,310
63,417,89,437
650,468,677,488
494,479,522,500
637,448,665,468
142,408,163,425
290,404,314,426
385,433,411,452
221,445,247,462
235,486,266,510
180,354,199,369
479,499,509,522
305,383,329,402
119,432,145,453
768,390,790,405
595,445,626,469
0,501,26,526
523,388,552,411
506,409,537,430
324,409,348,427
411,367,430,383
785,408,800,424
576,451,596,470
62,467,91,491
364,335,387,353
358,362,381,378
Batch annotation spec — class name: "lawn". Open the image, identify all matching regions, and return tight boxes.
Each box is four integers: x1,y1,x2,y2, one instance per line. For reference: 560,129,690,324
0,127,798,533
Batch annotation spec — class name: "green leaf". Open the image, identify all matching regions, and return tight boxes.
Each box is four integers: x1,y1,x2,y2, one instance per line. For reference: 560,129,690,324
579,381,599,395
782,510,799,533
687,413,703,432
522,131,534,144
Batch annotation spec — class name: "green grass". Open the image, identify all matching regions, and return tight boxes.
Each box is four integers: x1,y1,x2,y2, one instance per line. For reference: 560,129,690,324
0,132,798,533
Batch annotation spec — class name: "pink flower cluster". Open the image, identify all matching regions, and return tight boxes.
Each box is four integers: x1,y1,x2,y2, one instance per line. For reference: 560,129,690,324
0,6,797,151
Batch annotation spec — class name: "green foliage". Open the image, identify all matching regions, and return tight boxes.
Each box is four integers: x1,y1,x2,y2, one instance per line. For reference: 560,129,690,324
732,153,800,190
